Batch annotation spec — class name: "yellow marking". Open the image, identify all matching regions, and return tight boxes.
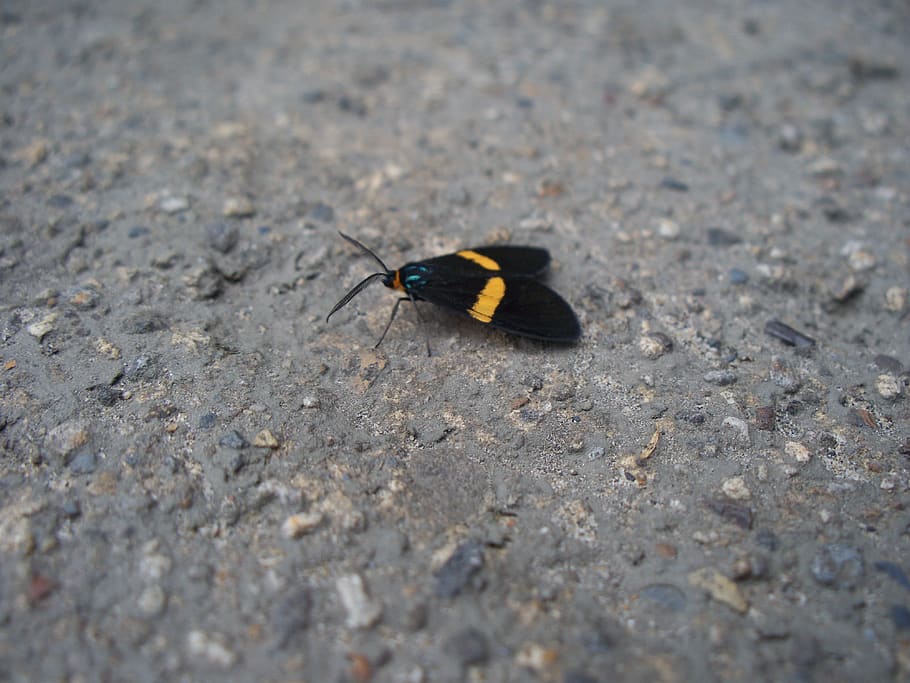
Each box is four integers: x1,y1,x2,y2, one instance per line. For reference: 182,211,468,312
467,276,505,323
457,250,500,271
391,270,403,290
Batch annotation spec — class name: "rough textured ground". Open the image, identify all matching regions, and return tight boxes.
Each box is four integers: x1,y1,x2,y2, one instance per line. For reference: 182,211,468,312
1,1,909,681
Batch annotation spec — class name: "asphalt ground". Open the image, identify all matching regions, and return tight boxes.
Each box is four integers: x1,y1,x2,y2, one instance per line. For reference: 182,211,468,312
1,1,909,681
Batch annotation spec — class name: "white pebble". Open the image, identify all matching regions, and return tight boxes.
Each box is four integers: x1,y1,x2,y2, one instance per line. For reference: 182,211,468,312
721,476,751,501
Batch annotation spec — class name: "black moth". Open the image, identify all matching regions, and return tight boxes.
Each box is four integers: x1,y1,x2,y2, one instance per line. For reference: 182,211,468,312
326,232,581,354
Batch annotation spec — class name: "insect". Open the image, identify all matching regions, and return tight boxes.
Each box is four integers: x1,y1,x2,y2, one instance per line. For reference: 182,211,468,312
326,232,581,354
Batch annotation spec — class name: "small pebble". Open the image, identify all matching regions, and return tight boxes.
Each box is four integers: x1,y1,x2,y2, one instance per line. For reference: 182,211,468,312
875,561,910,592
336,574,382,629
785,441,811,463
282,512,323,538
218,430,249,449
47,194,75,209
704,370,737,386
778,123,803,152
829,273,864,303
205,222,239,254
444,628,489,666
586,446,605,460
137,584,166,616
160,196,189,214
657,218,680,240
660,177,689,192
810,543,864,589
639,332,673,359
46,420,89,459
223,196,255,218
27,313,58,341
123,311,167,335
705,498,753,529
884,286,907,313
875,374,902,399
721,476,752,501
639,583,687,612
764,320,815,348
184,265,223,300
139,542,173,581
769,356,802,393
731,557,753,580
186,630,236,668
434,541,484,598
706,227,742,246
61,499,81,519
306,202,335,222
123,355,161,381
873,354,902,373
847,249,876,272
515,643,559,674
722,416,750,443
755,529,779,551
565,672,599,683
253,429,280,449
270,588,312,649
891,606,910,631
68,451,98,474
809,157,842,178
728,268,749,285
688,568,748,613
755,406,776,431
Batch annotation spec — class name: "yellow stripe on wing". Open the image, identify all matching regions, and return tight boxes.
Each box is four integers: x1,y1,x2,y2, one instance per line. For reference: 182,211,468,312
467,276,506,323
456,250,500,271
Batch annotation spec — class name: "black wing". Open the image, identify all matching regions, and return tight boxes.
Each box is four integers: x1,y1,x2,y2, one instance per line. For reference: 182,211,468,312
413,273,580,342
421,246,551,277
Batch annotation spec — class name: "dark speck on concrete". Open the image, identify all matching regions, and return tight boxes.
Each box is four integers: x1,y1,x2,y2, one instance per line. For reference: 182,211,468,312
875,561,910,592
891,605,910,631
729,268,749,284
640,583,687,612
68,451,97,475
47,194,74,209
123,311,167,335
434,541,484,598
270,588,312,649
564,672,600,683
94,385,121,407
755,529,780,552
306,202,334,223
205,222,238,254
123,355,160,381
660,177,689,192
444,627,489,666
219,430,249,449
811,543,864,589
765,320,816,348
61,499,81,519
198,413,217,429
706,227,742,246
705,498,753,529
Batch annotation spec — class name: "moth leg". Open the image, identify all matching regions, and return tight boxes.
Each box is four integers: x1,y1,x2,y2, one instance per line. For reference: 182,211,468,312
374,297,409,349
405,291,432,357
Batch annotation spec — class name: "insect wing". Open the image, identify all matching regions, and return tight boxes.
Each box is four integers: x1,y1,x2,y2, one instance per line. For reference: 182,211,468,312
486,277,580,341
422,246,551,277
411,272,580,342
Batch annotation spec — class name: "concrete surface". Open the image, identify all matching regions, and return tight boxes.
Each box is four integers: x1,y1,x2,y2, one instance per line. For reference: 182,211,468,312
1,1,909,681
